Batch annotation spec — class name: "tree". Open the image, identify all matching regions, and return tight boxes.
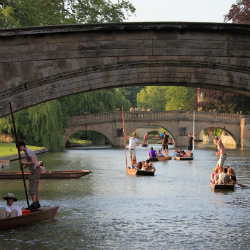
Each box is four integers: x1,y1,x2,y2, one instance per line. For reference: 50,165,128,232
165,87,197,111
119,86,144,108
137,86,168,111
0,0,135,149
198,1,250,114
224,0,250,23
0,0,136,28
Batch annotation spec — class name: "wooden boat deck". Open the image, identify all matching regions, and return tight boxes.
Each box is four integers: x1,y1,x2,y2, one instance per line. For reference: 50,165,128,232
0,206,59,230
210,182,235,191
149,156,172,161
0,170,92,179
174,156,193,160
127,168,155,176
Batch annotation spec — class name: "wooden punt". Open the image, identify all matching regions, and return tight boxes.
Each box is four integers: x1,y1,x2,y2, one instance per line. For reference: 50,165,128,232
174,156,193,160
149,156,172,161
0,206,59,230
0,170,92,179
127,168,155,176
141,143,148,147
210,182,235,191
0,160,10,168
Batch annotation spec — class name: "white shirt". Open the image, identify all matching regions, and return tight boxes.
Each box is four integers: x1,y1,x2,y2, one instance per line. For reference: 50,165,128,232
0,203,22,216
129,137,139,149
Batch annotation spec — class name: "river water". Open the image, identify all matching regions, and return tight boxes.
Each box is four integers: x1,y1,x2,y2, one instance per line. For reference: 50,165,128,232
1,142,250,250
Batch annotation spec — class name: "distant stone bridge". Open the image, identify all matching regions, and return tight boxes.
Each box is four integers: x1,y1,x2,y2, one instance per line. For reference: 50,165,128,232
64,110,250,147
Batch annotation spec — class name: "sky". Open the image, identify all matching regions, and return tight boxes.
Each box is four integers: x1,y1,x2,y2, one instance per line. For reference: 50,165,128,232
124,0,235,23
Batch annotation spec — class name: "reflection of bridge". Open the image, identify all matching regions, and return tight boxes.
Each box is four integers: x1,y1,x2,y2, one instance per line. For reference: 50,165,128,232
64,111,250,147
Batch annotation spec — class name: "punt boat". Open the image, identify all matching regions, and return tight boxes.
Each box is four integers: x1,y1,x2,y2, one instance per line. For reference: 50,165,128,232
0,206,59,230
141,143,148,147
0,170,92,179
174,156,193,160
210,182,235,191
149,156,172,161
127,168,155,176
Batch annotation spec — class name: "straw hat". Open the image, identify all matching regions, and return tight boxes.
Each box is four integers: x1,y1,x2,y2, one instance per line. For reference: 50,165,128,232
3,193,18,201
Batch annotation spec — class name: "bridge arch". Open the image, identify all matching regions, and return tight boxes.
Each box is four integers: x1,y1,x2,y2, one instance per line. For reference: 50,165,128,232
2,23,250,117
195,126,238,146
64,111,243,147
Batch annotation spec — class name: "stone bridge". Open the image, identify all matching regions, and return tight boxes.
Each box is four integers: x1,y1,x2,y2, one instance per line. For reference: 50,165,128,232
64,110,250,147
2,23,250,118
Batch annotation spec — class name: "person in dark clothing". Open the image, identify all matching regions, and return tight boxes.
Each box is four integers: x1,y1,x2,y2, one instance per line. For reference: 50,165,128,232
162,132,169,156
187,133,193,156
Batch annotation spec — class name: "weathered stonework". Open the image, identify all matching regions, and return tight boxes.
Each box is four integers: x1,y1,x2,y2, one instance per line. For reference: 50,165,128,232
1,23,250,117
64,111,245,147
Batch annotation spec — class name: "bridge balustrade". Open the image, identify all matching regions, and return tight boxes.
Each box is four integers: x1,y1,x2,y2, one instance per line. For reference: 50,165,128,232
68,111,242,126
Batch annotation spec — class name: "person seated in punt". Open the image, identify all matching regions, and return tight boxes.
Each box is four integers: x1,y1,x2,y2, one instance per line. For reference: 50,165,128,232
148,147,157,159
0,193,22,218
227,167,237,184
39,161,45,173
135,162,142,170
218,168,230,185
211,167,219,183
157,150,164,157
130,157,137,169
211,167,218,181
142,160,155,171
174,150,180,157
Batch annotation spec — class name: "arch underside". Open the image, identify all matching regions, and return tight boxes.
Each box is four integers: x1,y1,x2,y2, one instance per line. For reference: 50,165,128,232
2,22,250,117
195,125,239,145
2,61,250,118
64,126,114,146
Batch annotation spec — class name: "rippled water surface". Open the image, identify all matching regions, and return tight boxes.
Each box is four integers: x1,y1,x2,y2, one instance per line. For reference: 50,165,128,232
1,143,250,250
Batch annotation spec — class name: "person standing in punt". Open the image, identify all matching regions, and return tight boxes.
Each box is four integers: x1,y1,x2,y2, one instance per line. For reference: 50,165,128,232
214,136,227,168
17,141,41,209
0,193,22,218
162,132,169,156
143,133,148,144
124,131,139,164
187,133,194,157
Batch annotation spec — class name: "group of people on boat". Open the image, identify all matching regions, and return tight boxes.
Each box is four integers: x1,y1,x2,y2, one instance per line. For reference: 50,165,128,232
148,147,165,158
174,149,189,157
210,136,236,185
0,140,42,218
130,157,156,171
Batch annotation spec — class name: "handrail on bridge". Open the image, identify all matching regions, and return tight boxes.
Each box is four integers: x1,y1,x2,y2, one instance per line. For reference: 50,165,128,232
68,111,243,126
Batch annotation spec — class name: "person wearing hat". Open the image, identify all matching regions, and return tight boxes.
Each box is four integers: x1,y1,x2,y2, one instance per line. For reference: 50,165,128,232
17,140,41,209
214,136,227,168
0,193,22,218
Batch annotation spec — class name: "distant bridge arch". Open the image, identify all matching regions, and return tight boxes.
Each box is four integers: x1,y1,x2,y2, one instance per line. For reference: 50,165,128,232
2,22,250,118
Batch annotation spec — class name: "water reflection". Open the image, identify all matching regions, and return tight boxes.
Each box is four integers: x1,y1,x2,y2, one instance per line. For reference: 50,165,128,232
0,143,250,249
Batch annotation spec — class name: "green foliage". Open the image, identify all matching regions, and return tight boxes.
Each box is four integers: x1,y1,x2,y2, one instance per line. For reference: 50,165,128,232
119,86,144,108
137,86,168,111
0,0,136,28
59,88,131,144
0,142,44,157
165,87,197,110
0,100,64,151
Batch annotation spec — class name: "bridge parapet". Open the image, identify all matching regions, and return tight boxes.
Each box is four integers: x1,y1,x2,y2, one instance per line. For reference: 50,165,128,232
68,111,242,126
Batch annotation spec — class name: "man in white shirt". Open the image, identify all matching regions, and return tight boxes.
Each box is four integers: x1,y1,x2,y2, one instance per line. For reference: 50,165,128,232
124,131,139,164
0,193,22,218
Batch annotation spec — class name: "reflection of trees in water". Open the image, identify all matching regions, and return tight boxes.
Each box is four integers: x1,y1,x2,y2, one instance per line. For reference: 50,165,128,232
202,128,223,137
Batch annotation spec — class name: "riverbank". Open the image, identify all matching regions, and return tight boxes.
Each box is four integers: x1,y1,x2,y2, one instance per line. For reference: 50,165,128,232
0,142,49,161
